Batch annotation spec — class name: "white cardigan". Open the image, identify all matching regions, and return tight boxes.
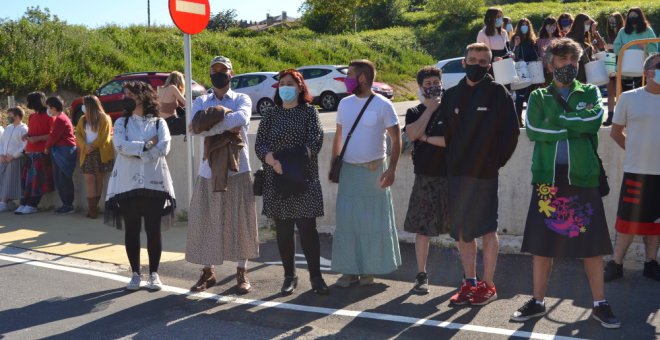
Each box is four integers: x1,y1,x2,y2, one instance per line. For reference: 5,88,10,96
0,123,28,158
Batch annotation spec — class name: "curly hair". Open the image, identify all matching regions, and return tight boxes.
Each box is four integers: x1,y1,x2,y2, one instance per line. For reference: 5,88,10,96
122,81,160,118
274,69,313,106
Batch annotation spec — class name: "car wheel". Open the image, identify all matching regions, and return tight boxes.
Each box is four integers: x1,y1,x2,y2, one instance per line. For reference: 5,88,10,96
257,98,274,115
320,91,339,111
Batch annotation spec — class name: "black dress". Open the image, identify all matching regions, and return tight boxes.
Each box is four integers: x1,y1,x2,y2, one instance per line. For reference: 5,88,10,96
255,103,324,219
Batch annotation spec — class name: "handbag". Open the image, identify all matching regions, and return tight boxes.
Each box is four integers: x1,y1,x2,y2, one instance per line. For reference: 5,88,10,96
329,94,375,183
547,86,610,196
253,168,264,196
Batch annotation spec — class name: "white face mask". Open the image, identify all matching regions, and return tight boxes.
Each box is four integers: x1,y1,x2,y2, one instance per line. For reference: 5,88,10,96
584,24,591,32
81,104,87,114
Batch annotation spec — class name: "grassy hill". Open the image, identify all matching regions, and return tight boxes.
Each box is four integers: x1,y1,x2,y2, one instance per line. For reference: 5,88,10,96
0,0,658,105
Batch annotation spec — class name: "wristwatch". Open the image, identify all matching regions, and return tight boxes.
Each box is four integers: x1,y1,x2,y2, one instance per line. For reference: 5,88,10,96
144,140,154,151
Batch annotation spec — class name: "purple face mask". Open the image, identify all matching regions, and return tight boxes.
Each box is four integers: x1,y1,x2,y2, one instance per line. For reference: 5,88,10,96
344,77,359,94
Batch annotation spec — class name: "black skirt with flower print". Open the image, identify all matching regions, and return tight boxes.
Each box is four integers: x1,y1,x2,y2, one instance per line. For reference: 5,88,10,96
521,166,613,258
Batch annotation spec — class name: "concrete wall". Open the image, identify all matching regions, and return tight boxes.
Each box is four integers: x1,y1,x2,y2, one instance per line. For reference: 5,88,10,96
42,129,626,237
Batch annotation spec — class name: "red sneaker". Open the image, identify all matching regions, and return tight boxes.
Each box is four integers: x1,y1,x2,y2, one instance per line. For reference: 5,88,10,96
470,281,497,306
449,282,474,305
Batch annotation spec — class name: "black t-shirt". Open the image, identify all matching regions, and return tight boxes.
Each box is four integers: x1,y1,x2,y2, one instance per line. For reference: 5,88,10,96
404,103,447,177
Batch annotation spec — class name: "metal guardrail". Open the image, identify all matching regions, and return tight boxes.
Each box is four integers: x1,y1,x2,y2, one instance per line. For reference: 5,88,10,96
616,37,660,97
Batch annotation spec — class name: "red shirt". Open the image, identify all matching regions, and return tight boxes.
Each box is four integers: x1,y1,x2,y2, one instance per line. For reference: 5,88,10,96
45,113,77,149
25,112,55,153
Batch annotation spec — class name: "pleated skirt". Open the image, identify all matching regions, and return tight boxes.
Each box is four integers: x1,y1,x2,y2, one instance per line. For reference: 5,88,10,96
0,157,22,199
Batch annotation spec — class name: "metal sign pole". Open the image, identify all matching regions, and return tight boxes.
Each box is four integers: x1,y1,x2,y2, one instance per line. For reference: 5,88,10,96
184,33,194,204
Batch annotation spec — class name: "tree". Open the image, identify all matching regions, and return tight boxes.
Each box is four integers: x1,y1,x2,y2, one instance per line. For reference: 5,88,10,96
427,0,483,22
23,6,61,25
301,0,405,33
207,9,238,31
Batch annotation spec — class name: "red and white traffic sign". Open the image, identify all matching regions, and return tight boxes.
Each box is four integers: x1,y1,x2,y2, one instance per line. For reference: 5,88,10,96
169,0,210,35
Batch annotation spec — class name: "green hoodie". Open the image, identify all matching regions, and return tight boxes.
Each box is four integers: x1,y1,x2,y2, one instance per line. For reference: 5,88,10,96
525,80,604,187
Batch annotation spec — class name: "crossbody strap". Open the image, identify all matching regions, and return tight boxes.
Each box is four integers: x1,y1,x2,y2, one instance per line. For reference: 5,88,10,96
547,86,599,152
337,94,375,159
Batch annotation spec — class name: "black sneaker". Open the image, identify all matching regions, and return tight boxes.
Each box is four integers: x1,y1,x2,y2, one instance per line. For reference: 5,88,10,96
511,298,547,321
643,260,660,281
592,302,621,329
603,260,623,282
411,272,429,295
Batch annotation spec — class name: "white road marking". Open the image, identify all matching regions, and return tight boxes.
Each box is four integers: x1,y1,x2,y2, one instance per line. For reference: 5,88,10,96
175,0,206,15
0,254,586,340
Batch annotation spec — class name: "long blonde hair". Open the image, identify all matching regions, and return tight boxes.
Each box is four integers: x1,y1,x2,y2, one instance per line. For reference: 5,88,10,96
164,71,185,95
82,95,106,132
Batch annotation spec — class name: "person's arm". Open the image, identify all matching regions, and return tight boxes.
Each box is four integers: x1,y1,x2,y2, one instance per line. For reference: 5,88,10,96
44,118,64,149
380,124,401,188
610,124,626,149
613,28,624,55
198,94,252,136
305,106,324,156
498,86,520,167
112,117,145,156
422,135,446,147
141,118,172,161
254,109,273,163
91,115,112,149
12,126,28,158
525,90,568,142
173,86,186,106
406,102,439,141
552,86,604,134
476,29,487,45
645,27,658,53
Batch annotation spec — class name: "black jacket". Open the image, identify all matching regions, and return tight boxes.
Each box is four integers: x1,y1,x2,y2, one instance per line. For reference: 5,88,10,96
440,75,520,178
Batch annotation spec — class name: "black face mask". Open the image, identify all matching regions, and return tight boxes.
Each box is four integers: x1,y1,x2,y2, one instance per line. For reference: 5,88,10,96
211,72,231,89
464,64,489,82
628,17,638,25
123,97,137,113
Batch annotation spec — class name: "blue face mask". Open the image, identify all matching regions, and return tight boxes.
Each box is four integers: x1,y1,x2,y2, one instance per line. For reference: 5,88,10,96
520,25,529,34
505,23,513,32
81,104,87,114
655,70,660,85
279,86,297,103
495,18,503,28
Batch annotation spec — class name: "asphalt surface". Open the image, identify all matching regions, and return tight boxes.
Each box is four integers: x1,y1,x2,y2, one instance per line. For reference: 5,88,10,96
1,233,658,340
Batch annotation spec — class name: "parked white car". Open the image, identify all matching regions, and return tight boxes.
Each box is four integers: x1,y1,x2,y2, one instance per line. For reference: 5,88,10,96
297,65,350,111
226,72,279,114
436,57,465,90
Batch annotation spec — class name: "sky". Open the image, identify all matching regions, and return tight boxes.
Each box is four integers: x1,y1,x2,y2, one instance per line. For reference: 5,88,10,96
1,0,305,27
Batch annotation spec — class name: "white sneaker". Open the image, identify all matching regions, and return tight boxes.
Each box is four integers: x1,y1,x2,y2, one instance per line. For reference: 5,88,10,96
126,272,142,291
21,206,38,215
147,272,163,291
14,205,26,214
0,202,7,212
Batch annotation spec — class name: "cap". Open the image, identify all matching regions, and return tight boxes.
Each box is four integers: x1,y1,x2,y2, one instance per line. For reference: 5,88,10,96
210,56,232,70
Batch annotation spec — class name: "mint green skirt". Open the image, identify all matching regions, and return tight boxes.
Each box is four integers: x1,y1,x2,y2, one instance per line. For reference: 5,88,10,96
331,161,401,275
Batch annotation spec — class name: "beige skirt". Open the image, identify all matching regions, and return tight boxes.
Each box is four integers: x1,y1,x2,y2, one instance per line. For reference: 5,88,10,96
185,173,260,265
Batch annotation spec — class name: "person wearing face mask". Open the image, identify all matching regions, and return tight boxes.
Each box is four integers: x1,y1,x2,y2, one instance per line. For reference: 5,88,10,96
512,18,540,125
537,16,561,85
75,95,114,219
402,66,450,295
514,38,620,329
254,69,328,296
613,7,658,57
503,17,514,40
605,54,660,283
602,12,626,126
441,43,519,306
43,96,78,215
566,13,597,84
477,7,512,61
557,13,573,38
185,56,259,295
15,92,55,215
330,59,402,288
105,81,175,292
0,107,28,212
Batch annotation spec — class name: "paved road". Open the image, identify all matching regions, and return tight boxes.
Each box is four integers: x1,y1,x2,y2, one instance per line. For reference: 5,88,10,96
1,235,657,339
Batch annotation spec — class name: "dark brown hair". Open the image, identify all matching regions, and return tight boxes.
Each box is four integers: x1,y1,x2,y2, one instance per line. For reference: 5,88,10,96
46,96,64,112
274,69,313,106
26,92,47,112
7,107,25,119
484,7,504,37
539,16,560,39
624,7,650,35
513,18,537,44
558,13,574,31
566,13,592,47
349,59,376,85
607,12,625,43
544,38,583,66
416,66,442,86
122,81,159,118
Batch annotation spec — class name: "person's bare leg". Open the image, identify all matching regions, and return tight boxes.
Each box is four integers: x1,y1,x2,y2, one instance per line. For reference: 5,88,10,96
607,79,616,114
584,256,606,301
457,238,477,279
84,174,97,198
95,173,106,197
415,234,430,273
612,232,635,264
645,235,660,261
532,256,553,301
482,232,499,285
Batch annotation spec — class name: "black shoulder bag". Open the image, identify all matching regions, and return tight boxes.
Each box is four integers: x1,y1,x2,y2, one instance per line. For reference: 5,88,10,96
547,86,610,196
329,94,375,183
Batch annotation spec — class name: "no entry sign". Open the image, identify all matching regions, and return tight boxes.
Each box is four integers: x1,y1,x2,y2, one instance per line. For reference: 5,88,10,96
169,0,210,35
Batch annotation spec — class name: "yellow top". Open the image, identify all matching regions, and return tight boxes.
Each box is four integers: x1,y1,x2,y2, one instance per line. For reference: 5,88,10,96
75,114,115,166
